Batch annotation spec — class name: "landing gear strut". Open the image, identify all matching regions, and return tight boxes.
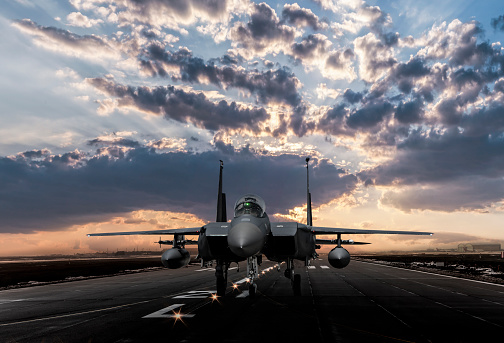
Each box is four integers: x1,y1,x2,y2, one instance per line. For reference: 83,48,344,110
285,258,301,295
215,260,229,297
247,256,258,298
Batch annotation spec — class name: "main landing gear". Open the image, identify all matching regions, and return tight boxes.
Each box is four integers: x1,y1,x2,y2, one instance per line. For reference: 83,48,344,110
284,258,301,296
215,260,229,297
215,257,260,298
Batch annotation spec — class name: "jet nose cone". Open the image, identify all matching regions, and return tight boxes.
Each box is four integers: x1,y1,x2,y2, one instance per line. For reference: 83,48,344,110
228,222,264,258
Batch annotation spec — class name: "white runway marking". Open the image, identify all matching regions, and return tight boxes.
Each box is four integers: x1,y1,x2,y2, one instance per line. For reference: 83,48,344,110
320,266,329,269
173,291,215,299
307,266,316,269
1,299,152,327
236,291,249,298
195,268,213,272
228,267,238,271
143,304,195,318
235,278,249,284
0,299,28,305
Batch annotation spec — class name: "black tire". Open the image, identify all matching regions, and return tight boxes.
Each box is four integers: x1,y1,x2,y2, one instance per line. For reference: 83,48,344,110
293,274,301,296
248,284,256,298
216,276,226,297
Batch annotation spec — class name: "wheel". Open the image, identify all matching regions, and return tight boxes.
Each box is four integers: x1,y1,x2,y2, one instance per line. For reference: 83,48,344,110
248,283,256,298
216,276,226,297
293,274,301,296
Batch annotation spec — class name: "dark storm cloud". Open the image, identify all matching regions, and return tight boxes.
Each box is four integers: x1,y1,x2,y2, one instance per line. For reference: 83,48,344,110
381,177,504,213
88,138,141,148
87,77,269,132
343,89,364,104
390,58,430,94
461,102,504,136
316,100,395,136
288,104,316,137
141,46,302,106
316,104,353,136
359,128,504,186
394,99,424,124
346,101,394,129
281,3,323,31
491,15,504,31
0,147,358,233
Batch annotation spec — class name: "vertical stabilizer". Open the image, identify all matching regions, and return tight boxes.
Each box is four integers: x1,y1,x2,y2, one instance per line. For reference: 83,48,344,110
216,160,227,222
306,157,313,226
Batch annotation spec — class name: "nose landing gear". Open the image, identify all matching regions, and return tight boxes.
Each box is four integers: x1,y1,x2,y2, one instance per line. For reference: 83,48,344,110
247,256,259,298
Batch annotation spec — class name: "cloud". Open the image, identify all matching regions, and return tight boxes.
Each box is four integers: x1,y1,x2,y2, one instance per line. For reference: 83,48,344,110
361,128,504,186
381,177,504,213
12,19,120,61
67,12,103,28
354,33,396,83
316,104,354,136
87,77,270,132
491,15,504,31
109,0,248,32
342,88,364,104
0,146,358,233
88,137,141,148
394,98,424,124
281,3,326,31
229,2,297,58
290,34,356,81
140,45,302,106
316,83,341,99
417,20,492,67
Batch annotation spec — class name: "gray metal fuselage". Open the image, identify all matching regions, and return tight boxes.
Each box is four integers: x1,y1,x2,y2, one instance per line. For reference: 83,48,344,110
197,193,317,264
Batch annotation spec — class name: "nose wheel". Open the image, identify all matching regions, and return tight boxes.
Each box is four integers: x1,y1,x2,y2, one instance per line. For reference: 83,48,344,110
247,256,259,298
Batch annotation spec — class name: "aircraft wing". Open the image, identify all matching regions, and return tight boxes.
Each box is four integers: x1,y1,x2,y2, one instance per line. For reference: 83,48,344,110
310,227,433,236
87,227,202,237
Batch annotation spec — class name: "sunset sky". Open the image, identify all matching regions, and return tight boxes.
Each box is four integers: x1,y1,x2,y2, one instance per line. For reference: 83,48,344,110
1,0,504,256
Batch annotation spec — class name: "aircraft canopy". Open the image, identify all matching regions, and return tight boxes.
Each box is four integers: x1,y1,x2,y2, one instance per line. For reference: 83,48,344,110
234,194,266,218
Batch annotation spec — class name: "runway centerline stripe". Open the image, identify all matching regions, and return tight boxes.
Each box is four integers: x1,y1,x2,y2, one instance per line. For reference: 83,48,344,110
0,299,152,327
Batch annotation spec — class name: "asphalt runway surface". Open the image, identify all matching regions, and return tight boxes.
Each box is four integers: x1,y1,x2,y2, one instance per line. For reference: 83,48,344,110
1,258,504,343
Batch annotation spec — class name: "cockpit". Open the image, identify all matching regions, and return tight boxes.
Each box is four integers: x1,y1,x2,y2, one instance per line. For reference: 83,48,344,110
234,194,266,218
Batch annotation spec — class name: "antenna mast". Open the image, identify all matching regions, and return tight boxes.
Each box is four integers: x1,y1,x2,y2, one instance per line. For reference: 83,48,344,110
306,157,313,226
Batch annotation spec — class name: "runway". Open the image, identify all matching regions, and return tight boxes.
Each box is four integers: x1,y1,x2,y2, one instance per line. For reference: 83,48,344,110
1,258,504,343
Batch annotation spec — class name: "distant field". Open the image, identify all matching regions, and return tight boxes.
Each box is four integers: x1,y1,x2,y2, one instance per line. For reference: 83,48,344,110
2,253,504,290
355,253,504,284
0,257,165,289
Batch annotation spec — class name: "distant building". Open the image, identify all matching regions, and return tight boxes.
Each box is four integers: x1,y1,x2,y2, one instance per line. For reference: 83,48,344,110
458,243,501,252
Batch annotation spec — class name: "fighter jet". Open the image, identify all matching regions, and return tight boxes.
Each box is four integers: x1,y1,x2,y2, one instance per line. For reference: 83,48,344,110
88,158,432,297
